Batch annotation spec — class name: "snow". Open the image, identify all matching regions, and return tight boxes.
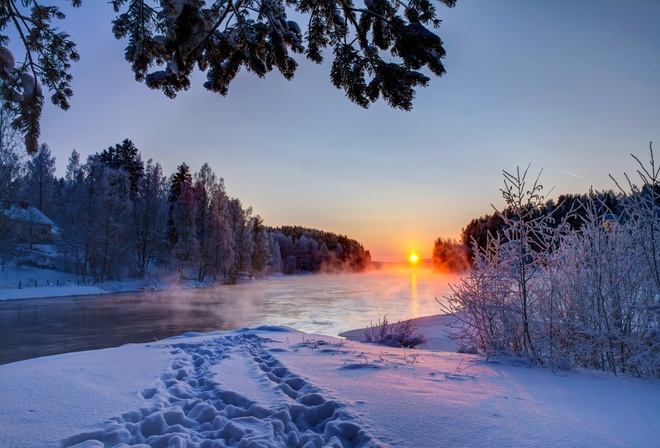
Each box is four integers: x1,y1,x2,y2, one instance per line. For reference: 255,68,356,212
1,204,55,226
1,315,659,447
0,265,116,300
0,264,212,301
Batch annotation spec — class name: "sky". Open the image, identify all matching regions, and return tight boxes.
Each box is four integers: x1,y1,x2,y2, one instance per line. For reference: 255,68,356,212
27,0,660,262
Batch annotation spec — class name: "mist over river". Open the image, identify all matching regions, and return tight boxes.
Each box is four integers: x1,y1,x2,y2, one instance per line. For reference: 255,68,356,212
0,269,458,364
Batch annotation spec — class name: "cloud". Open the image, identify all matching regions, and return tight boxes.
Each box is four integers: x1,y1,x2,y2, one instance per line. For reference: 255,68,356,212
560,169,584,179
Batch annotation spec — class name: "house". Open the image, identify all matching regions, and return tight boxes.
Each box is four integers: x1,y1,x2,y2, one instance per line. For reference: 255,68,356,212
0,202,56,243
602,213,619,230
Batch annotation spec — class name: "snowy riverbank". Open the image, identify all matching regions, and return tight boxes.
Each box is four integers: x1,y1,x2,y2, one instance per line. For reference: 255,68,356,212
0,265,229,300
1,316,659,447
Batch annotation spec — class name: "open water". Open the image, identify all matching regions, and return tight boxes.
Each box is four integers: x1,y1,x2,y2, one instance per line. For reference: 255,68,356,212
0,269,457,364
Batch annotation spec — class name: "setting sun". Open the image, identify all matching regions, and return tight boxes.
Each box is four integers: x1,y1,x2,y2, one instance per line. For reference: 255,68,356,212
408,253,419,264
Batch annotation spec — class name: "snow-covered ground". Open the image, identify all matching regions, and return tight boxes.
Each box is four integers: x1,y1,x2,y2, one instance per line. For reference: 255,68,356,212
1,316,659,447
0,264,213,300
0,265,107,299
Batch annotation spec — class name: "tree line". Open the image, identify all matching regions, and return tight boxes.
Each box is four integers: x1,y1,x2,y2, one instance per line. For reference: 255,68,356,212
0,129,371,282
459,189,621,265
432,188,623,273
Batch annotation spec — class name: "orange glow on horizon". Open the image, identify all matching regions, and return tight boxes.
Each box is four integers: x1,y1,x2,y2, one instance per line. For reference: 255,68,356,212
408,253,419,264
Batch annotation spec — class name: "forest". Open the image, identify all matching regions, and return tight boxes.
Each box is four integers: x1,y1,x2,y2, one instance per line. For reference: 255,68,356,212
0,126,371,283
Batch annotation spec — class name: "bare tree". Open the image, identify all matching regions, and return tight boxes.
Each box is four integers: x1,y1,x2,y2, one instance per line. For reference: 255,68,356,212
22,142,57,217
132,159,168,278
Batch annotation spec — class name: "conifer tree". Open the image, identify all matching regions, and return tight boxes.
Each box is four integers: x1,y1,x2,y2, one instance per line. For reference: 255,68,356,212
0,0,457,153
251,215,270,275
23,142,57,217
0,1,80,153
65,149,80,185
98,139,144,199
168,162,199,275
168,162,192,247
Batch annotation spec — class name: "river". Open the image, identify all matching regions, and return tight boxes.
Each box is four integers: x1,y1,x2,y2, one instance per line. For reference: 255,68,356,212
0,269,458,365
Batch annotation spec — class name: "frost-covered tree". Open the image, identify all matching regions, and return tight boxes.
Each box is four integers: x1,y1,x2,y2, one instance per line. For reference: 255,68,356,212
432,236,468,272
0,108,24,208
71,155,132,281
268,225,371,273
267,232,283,272
294,234,320,271
250,215,270,275
549,193,648,374
98,138,144,199
65,149,80,184
227,197,254,281
59,156,113,281
496,167,555,357
132,159,168,277
55,148,85,273
96,162,132,280
0,106,24,266
0,0,457,153
0,107,23,205
168,162,199,276
193,163,233,281
168,162,192,245
611,144,660,293
443,236,515,354
283,254,296,275
445,166,572,362
22,142,57,218
205,175,234,279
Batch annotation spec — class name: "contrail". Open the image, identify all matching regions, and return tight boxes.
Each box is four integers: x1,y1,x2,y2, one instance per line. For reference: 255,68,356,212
561,169,584,179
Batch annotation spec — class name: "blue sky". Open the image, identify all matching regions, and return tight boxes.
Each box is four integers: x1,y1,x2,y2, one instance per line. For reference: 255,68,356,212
34,0,660,261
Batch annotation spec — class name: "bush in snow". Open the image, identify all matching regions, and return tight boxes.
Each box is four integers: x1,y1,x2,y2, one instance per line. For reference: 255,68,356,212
362,315,427,349
444,145,660,378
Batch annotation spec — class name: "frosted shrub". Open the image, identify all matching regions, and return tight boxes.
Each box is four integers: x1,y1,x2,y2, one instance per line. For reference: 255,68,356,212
550,195,638,373
611,143,660,292
445,147,660,377
443,237,523,355
362,315,427,349
444,166,567,362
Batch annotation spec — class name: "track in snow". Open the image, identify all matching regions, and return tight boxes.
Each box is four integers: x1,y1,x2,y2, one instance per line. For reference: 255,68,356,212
63,331,383,448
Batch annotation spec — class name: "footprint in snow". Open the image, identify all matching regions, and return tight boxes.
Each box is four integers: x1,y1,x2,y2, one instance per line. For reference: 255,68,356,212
62,333,385,448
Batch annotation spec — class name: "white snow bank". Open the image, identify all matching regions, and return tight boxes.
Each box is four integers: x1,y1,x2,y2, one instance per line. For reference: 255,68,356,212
339,313,460,352
0,317,658,447
0,264,212,301
0,344,173,447
0,284,109,300
0,265,113,300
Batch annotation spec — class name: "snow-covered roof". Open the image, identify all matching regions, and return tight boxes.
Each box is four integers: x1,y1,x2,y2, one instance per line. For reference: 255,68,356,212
1,204,55,226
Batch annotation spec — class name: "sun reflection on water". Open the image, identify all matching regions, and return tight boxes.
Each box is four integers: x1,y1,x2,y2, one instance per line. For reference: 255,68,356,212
410,271,419,318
